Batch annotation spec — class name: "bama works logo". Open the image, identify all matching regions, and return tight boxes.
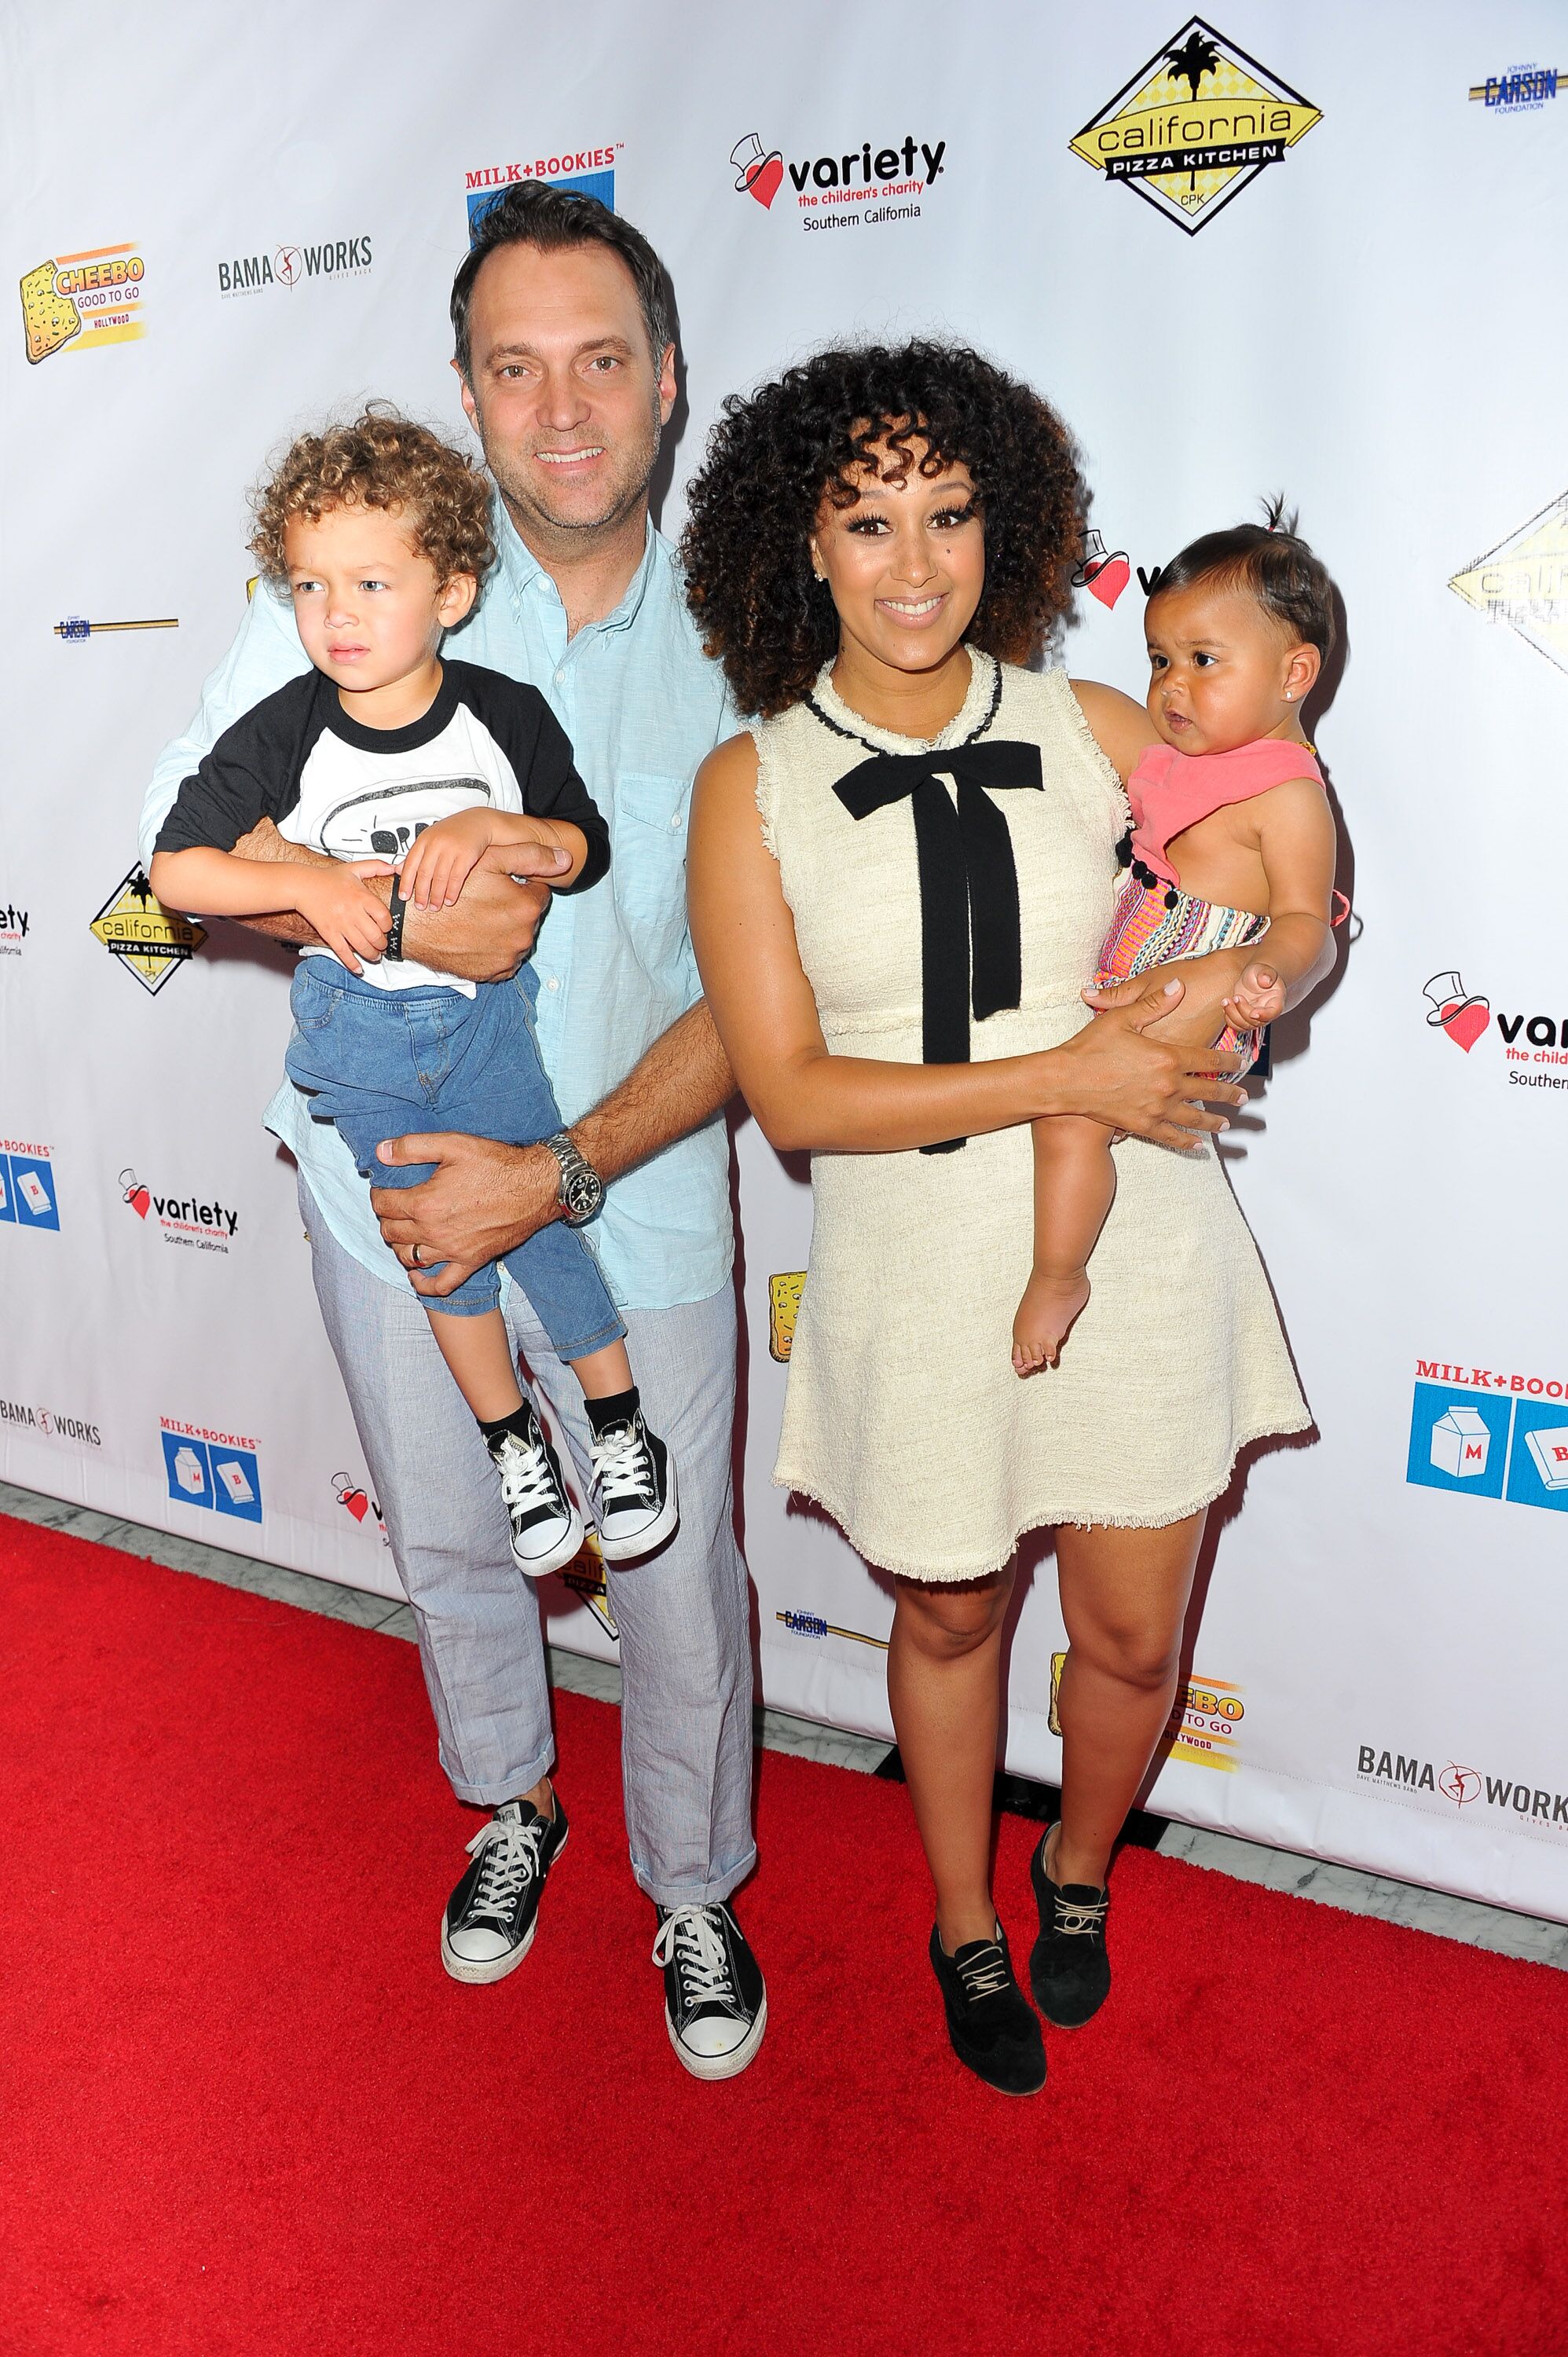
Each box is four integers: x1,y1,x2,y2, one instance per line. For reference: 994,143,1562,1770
160,1417,262,1524
0,1138,59,1232
1407,1360,1568,1515
728,130,944,236
465,146,621,238
1358,1745,1568,1838
1071,17,1321,235
217,236,372,299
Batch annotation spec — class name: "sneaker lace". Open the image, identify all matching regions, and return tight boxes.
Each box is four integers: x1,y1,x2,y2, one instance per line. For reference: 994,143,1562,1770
954,1939,1012,2003
1055,1891,1109,1941
651,1904,736,2007
590,1419,654,1511
494,1428,561,1517
464,1811,545,1926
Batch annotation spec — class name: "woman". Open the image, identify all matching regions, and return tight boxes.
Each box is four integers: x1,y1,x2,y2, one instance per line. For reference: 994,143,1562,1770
683,344,1318,2095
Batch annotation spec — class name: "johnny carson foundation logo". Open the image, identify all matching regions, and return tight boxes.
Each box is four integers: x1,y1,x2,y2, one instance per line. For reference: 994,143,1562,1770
1449,491,1568,673
90,868,205,995
728,129,945,234
1070,18,1321,234
120,1168,240,1255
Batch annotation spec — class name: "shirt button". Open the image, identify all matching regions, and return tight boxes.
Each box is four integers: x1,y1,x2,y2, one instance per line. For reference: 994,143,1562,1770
670,813,681,830
554,667,565,684
545,976,561,992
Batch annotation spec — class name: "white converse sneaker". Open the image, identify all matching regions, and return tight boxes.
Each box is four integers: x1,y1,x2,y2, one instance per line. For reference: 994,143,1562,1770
587,1409,679,1563
487,1405,583,1578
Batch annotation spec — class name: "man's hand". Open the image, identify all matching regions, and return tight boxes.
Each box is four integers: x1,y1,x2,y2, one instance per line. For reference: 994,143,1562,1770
370,1135,559,1297
1053,973,1247,1149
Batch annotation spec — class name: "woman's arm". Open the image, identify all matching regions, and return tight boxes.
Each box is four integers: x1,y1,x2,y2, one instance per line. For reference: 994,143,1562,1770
687,735,1244,1157
148,843,394,974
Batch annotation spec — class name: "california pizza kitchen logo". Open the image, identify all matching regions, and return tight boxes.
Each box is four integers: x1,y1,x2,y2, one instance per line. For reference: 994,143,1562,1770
1423,969,1568,1094
90,867,204,995
1449,490,1568,673
217,237,372,299
728,129,946,235
1070,17,1321,235
1358,1743,1568,1834
119,1167,240,1254
0,1398,101,1448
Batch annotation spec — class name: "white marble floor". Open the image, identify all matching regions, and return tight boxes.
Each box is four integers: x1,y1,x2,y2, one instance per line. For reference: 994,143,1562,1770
7,1476,1564,1972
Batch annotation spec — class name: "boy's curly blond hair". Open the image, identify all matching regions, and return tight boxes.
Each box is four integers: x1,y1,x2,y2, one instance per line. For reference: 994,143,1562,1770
249,405,494,588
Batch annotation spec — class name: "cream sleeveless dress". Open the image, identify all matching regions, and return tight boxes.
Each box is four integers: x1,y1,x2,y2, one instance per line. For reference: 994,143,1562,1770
750,651,1310,1582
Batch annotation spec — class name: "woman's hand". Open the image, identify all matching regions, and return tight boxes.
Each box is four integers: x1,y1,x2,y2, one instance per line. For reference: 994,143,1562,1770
294,862,397,975
1049,973,1246,1149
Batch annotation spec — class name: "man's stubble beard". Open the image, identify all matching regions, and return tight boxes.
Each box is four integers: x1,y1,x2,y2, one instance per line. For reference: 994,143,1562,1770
477,388,664,547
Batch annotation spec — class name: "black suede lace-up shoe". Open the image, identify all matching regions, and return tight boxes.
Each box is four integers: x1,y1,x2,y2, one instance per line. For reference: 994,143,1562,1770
441,1794,568,1984
929,1923,1046,2096
652,1901,768,2080
1028,1825,1111,2028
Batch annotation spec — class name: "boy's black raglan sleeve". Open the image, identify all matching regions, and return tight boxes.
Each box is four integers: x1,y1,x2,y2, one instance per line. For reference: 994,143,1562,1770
456,665,610,895
152,675,319,856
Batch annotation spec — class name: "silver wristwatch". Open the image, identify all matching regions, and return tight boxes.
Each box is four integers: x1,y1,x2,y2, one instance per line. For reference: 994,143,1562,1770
545,1130,604,1227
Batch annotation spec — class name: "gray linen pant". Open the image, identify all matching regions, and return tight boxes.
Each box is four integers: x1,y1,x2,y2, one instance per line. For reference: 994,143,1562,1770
300,1174,757,1908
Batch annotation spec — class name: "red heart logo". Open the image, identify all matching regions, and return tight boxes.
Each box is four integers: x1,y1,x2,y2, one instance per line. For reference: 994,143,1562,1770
746,153,783,208
1442,1002,1490,1052
1085,555,1130,608
339,1489,369,1523
129,1187,150,1219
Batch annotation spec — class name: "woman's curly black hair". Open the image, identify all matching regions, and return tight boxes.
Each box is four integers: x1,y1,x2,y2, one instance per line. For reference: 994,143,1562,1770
680,341,1086,717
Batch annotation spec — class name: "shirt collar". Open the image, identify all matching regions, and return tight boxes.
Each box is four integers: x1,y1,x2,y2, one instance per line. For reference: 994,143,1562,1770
493,500,662,640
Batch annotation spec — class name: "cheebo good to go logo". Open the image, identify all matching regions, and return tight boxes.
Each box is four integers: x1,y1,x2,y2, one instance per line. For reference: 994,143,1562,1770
1070,17,1321,234
1449,490,1568,675
20,242,148,362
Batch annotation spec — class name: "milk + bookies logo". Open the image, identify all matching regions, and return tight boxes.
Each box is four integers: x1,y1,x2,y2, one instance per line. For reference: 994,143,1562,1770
465,145,622,238
160,1416,262,1523
1070,17,1321,235
0,1136,60,1233
1407,1356,1568,1515
119,1168,240,1255
728,128,946,235
1449,491,1568,674
1423,969,1568,1098
216,236,372,299
90,867,205,995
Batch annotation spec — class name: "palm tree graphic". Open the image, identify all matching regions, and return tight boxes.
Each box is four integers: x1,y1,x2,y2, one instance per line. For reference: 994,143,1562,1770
1163,29,1224,199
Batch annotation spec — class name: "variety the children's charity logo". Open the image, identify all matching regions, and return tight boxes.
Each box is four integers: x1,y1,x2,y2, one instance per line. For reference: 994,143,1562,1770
20,243,147,362
1073,529,1132,609
1423,968,1568,1094
774,1609,888,1651
768,1272,805,1362
1449,492,1568,674
119,1168,239,1255
0,900,28,957
1468,65,1563,113
728,130,945,235
0,1398,100,1448
54,614,178,643
1070,18,1321,235
160,1417,262,1524
1358,1743,1568,1835
216,237,372,299
1048,1651,1243,1769
465,147,621,238
559,1530,617,1639
90,868,205,996
0,1138,60,1233
1408,1360,1568,1514
332,1471,387,1546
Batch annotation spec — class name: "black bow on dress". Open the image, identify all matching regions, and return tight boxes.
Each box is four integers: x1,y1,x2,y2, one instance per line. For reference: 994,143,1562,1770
832,739,1042,1152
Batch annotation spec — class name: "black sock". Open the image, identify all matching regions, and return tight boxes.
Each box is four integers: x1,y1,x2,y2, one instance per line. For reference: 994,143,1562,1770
584,1385,639,1437
478,1403,533,1447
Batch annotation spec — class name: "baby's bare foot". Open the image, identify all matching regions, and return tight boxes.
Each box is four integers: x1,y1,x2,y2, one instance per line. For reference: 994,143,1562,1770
1012,1270,1091,1374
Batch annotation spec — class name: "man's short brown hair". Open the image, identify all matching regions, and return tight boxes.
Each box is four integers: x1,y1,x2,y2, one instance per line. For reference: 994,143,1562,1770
249,405,495,588
450,182,674,381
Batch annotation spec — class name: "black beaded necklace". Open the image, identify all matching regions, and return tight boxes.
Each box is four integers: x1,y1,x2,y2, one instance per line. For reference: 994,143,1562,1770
804,655,1003,760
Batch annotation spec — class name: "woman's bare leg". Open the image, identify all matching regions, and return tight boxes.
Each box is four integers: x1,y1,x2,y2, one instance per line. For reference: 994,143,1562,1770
888,1567,1015,1952
1050,1512,1206,1887
1013,1115,1117,1374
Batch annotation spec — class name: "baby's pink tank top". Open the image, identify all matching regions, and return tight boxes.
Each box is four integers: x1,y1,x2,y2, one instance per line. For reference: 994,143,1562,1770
1128,739,1325,887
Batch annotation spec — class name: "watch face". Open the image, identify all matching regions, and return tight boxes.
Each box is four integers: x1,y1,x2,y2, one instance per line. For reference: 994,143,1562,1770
562,1167,602,1222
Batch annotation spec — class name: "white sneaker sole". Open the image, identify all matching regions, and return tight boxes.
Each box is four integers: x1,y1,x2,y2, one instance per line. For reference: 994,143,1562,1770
510,1503,585,1582
439,1826,568,1985
595,1461,680,1564
666,1990,768,2081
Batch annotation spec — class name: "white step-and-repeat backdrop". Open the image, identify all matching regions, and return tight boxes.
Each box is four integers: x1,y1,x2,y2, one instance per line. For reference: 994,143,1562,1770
5,2,1566,1920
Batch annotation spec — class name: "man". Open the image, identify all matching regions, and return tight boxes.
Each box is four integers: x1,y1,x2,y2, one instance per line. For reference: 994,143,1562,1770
140,186,765,2080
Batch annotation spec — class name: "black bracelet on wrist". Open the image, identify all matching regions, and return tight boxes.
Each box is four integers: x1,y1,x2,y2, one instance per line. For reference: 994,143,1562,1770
384,876,406,962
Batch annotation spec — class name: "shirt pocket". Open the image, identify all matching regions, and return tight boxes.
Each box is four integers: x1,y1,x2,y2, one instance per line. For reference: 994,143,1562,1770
610,771,692,977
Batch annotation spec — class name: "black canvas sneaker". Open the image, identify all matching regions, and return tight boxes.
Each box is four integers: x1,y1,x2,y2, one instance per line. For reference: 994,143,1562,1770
588,1409,679,1563
929,1922,1046,2095
488,1405,584,1578
441,1794,569,1985
651,1901,767,2080
1028,1825,1112,2028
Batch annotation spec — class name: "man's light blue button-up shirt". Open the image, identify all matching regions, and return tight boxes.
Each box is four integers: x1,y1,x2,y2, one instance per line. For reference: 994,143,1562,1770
139,511,736,1311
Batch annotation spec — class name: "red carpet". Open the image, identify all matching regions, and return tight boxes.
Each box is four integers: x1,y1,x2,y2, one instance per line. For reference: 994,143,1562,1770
2,1513,1563,2357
